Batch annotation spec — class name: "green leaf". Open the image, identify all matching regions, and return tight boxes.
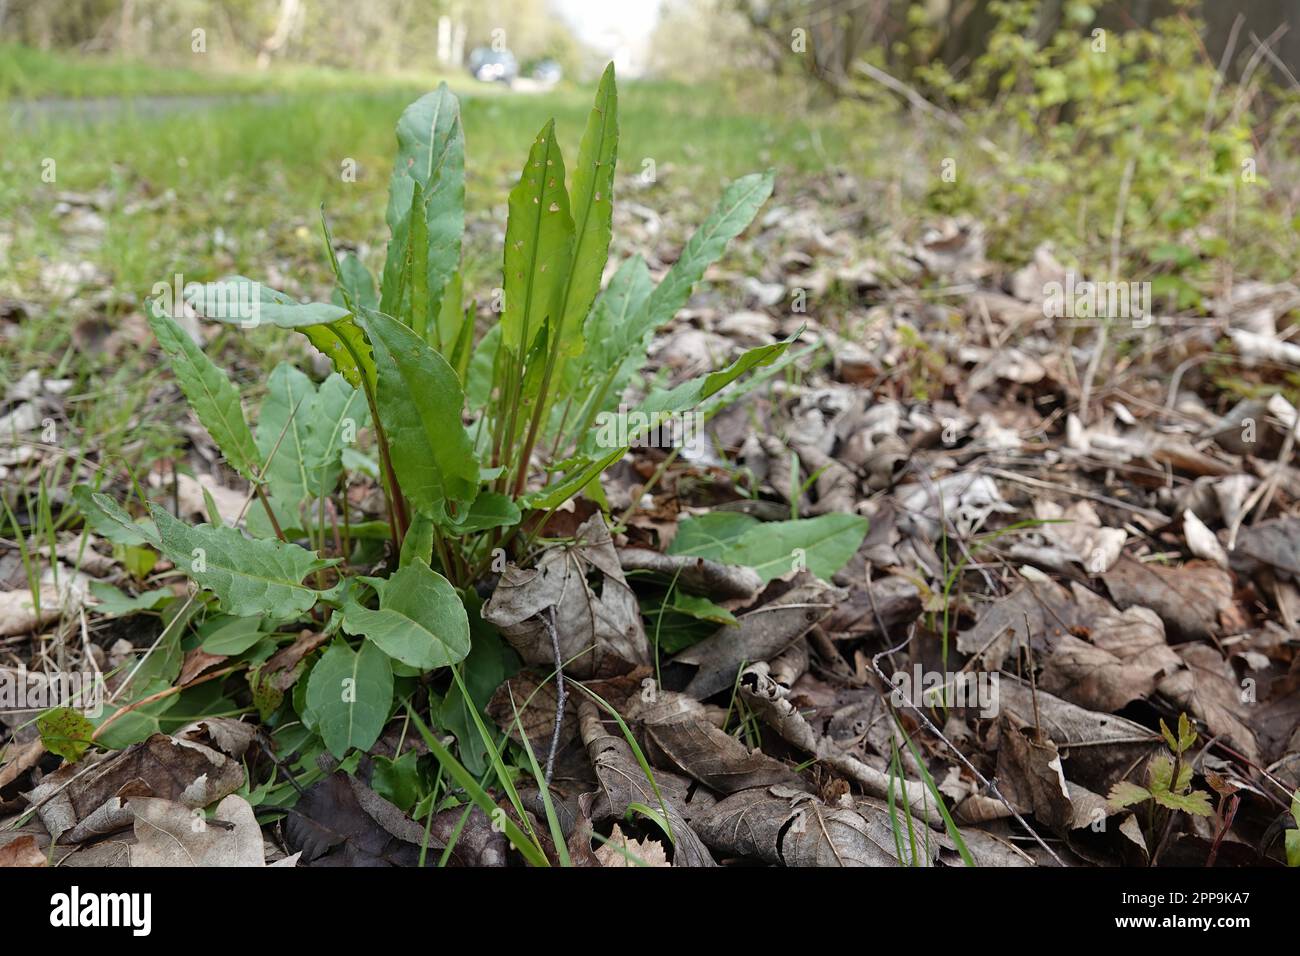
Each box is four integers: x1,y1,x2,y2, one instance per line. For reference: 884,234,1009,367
1159,718,1178,752
521,445,625,512
1152,787,1214,816
371,750,422,812
308,373,369,500
333,252,378,311
185,276,350,328
1286,829,1300,868
150,505,334,619
668,512,760,559
1148,752,1175,793
37,707,95,762
380,84,464,328
256,363,318,507
199,615,268,655
556,62,618,361
729,514,868,583
502,119,574,354
670,593,737,625
300,317,377,392
439,490,520,534
637,336,794,421
88,581,171,616
73,486,159,548
305,639,394,759
638,171,774,341
437,600,512,776
399,510,435,567
341,559,470,670
1107,780,1152,809
358,308,479,514
147,303,259,481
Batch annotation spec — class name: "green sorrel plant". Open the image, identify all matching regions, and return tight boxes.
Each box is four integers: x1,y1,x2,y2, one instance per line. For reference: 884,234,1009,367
79,65,792,763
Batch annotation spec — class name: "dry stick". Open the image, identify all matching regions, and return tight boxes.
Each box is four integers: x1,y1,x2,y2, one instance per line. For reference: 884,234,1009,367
1202,13,1245,135
981,467,1166,523
541,604,565,785
869,633,1066,867
1078,154,1136,426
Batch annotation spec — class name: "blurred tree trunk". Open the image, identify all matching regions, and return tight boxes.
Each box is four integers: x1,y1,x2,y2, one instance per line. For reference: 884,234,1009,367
257,0,300,69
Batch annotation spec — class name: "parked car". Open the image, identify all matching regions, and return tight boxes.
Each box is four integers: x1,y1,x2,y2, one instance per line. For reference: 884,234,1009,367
467,47,518,84
531,59,563,85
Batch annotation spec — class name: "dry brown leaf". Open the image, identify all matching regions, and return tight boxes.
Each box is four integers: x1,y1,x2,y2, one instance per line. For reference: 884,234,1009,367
1102,557,1235,641
483,514,649,679
594,824,670,867
0,834,46,867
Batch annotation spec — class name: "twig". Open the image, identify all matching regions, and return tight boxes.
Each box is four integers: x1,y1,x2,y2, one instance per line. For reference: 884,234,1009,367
1079,154,1136,426
542,605,565,785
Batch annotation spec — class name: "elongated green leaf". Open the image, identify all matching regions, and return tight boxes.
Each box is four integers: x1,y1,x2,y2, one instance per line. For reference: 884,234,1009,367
435,270,465,357
669,510,866,584
307,373,369,500
400,510,434,567
341,559,470,670
556,62,618,360
306,640,394,758
359,308,479,514
147,303,259,481
638,336,793,419
199,615,268,655
405,704,549,867
186,276,350,328
381,84,464,328
74,486,159,548
725,513,869,583
522,444,625,512
502,120,574,354
333,252,378,312
256,363,318,507
150,505,334,619
640,171,774,331
580,255,653,374
667,512,760,559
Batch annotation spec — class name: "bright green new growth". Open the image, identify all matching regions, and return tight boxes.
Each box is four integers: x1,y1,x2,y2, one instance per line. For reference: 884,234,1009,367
1107,713,1213,818
97,65,791,765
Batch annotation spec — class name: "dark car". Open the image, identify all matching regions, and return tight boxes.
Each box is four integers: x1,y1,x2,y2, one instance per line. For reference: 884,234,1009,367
467,47,518,84
531,59,563,85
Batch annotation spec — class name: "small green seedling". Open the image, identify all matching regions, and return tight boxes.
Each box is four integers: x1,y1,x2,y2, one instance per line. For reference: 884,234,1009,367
1108,713,1213,819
